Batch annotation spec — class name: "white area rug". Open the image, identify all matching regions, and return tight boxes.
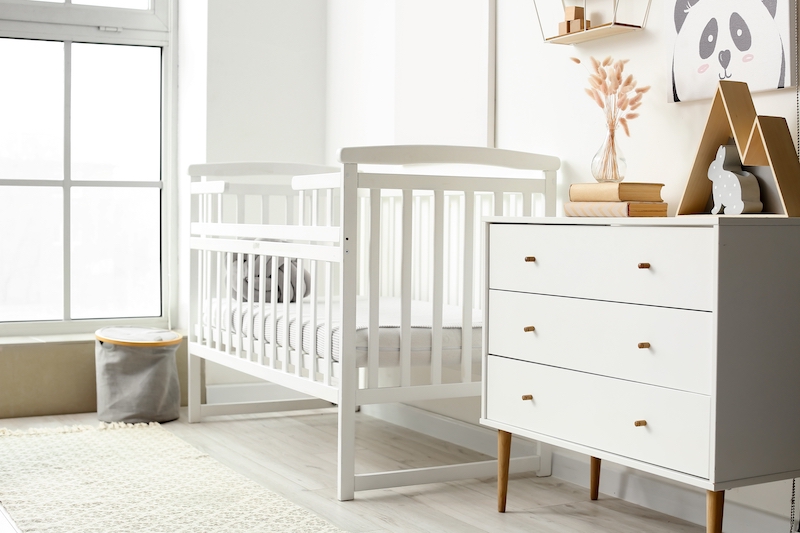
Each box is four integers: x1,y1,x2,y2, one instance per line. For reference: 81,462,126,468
0,423,343,533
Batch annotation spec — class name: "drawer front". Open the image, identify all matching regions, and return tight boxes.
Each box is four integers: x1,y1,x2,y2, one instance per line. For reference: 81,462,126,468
488,290,713,394
486,356,710,478
488,224,716,311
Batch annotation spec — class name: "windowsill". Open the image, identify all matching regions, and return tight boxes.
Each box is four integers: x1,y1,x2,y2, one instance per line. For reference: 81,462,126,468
0,333,98,346
0,328,186,346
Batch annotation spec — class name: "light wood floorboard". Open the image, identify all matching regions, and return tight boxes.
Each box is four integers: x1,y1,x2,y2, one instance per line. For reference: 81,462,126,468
0,408,704,532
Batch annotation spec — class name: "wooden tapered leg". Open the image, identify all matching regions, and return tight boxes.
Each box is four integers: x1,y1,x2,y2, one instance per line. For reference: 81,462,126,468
707,490,724,533
590,456,601,501
497,430,512,512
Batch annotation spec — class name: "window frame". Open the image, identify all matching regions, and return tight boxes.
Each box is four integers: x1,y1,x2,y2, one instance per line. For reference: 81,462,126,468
0,0,177,337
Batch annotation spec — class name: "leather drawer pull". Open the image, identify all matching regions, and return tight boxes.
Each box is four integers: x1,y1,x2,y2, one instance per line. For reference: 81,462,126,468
521,394,533,401
523,326,536,332
638,342,651,349
638,262,651,269
634,420,648,427
524,256,536,263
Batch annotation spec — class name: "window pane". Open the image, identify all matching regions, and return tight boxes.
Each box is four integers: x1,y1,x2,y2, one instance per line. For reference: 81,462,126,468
0,187,63,321
0,39,64,181
73,0,150,8
70,187,160,319
71,43,161,182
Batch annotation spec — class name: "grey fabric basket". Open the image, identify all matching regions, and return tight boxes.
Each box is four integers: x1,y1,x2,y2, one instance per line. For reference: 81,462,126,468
95,327,182,424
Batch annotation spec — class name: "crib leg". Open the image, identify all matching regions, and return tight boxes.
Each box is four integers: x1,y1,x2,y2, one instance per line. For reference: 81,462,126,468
187,353,203,423
337,392,356,501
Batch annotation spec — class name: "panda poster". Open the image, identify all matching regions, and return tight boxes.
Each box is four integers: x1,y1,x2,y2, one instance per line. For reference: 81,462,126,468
669,0,794,102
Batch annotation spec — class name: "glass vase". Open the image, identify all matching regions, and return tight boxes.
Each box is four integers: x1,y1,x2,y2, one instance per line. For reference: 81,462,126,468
591,127,627,183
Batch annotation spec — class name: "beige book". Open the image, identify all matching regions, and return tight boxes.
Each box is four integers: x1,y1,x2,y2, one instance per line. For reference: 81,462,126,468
564,201,668,217
569,182,665,203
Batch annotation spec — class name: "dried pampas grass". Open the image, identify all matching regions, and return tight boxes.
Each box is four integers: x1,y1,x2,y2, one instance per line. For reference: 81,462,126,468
570,56,649,137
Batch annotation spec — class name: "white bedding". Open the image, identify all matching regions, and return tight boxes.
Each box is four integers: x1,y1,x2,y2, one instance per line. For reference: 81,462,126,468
204,297,482,368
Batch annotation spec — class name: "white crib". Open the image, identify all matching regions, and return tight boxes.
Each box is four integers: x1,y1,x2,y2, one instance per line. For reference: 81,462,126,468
187,145,560,500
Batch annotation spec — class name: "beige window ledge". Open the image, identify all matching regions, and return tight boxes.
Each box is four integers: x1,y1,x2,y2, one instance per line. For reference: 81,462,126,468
0,333,98,346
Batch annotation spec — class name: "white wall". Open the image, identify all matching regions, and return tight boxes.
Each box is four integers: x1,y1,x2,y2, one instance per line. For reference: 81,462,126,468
206,0,327,164
326,0,494,161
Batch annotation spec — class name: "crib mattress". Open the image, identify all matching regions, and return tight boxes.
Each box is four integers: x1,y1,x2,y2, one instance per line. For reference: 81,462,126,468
203,297,482,368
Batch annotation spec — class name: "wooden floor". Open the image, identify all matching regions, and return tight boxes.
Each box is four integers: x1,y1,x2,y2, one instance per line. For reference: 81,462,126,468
0,408,705,533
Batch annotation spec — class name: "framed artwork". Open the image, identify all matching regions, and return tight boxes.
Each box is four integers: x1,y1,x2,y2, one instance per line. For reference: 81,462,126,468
668,0,795,102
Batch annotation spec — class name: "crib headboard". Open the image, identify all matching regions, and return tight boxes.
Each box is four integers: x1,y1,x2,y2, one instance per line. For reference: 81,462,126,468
292,145,559,387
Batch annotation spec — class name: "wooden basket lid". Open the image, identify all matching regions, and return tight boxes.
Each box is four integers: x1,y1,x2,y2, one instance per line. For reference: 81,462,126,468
95,326,183,347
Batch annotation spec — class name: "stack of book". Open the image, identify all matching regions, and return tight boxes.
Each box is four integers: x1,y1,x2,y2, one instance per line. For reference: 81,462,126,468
564,182,667,217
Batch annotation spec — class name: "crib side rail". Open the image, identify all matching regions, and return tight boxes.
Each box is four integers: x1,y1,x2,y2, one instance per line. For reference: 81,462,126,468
189,162,343,396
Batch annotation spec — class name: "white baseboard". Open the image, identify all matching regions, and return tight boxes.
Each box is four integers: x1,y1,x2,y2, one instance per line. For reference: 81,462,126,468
206,384,789,532
552,450,788,533
359,403,541,459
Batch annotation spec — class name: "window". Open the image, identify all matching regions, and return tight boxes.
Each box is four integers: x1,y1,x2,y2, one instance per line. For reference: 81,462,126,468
0,0,174,335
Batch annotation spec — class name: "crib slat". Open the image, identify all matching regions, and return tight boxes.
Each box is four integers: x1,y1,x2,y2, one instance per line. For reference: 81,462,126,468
282,256,291,371
461,192,475,384
545,170,557,216
202,195,212,346
196,191,206,345
296,191,306,377
236,194,245,224
247,253,255,360
225,252,233,355
324,260,333,386
431,190,444,385
196,249,205,345
215,250,222,350
324,188,334,387
412,194,421,301
310,190,319,380
235,252,244,359
214,193,223,349
270,257,279,369
367,189,381,388
295,258,305,377
494,191,503,216
258,253,266,365
309,259,318,379
523,190,532,217
400,189,412,387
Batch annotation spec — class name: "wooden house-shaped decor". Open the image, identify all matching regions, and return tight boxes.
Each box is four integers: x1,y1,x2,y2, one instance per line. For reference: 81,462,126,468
677,80,800,217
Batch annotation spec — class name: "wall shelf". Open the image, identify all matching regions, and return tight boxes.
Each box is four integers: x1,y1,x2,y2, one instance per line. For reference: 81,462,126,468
533,0,651,45
544,22,642,45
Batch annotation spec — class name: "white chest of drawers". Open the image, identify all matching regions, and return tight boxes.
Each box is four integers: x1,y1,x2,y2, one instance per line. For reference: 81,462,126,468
480,216,800,533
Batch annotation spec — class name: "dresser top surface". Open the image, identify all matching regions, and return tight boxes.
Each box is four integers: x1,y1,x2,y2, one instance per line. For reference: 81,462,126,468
484,215,800,227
